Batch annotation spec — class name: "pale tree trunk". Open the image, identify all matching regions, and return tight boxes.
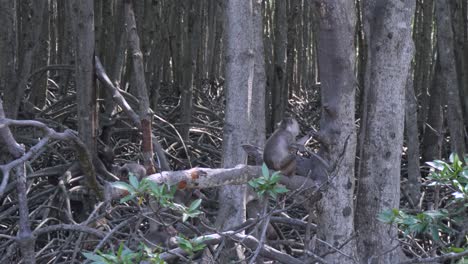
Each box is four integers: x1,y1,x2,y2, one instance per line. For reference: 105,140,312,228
125,0,156,174
216,0,254,261
435,0,466,158
246,0,267,248
251,0,266,147
312,1,357,263
356,1,415,263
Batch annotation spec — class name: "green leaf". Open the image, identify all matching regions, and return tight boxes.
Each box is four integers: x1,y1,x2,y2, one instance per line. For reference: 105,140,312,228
129,174,140,189
274,185,289,194
82,252,106,262
449,153,458,164
424,210,445,219
117,242,124,256
456,258,468,264
448,247,466,253
248,180,259,188
193,243,206,251
262,163,269,177
182,213,189,222
269,190,277,199
270,172,281,182
112,182,135,192
189,199,202,212
120,194,136,203
426,160,446,171
177,237,193,252
377,209,397,223
430,226,440,241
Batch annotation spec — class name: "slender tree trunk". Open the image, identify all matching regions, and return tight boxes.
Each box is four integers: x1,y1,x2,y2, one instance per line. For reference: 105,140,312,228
356,1,415,263
435,0,466,158
70,0,99,215
251,0,266,147
30,1,50,110
415,0,434,133
404,65,421,208
264,0,274,133
245,1,267,259
451,0,468,126
125,0,155,174
71,0,97,154
4,0,46,118
216,0,254,261
180,1,201,141
313,1,357,263
0,0,17,98
57,0,74,95
271,0,287,131
421,59,444,162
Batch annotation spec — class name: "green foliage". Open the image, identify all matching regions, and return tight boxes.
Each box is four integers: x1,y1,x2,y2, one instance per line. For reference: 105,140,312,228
248,163,289,199
83,243,165,264
426,153,468,201
379,154,468,256
176,236,206,256
378,208,452,241
111,176,202,222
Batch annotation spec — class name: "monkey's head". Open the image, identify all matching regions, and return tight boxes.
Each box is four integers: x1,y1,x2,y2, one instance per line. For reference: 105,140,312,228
279,117,299,137
118,163,147,180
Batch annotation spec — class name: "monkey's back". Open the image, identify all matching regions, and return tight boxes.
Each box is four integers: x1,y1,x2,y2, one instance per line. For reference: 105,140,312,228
263,130,293,170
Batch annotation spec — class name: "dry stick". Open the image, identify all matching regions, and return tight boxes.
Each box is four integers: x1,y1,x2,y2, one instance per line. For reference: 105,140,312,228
93,215,139,253
96,55,182,171
398,249,468,264
0,118,103,199
71,202,105,262
32,224,106,239
153,109,193,168
95,56,141,128
106,165,318,200
159,231,304,264
16,164,36,264
248,200,271,264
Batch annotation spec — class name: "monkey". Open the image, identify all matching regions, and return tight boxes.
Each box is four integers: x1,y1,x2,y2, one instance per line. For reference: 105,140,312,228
117,163,147,181
263,117,300,176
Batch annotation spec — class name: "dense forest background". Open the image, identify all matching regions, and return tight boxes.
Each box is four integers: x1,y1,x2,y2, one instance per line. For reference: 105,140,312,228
0,0,467,263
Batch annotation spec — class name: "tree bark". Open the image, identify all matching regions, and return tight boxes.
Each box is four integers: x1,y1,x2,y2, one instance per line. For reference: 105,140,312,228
312,1,357,263
404,65,421,208
421,59,444,162
30,2,50,110
435,0,466,158
271,0,288,131
125,0,156,174
216,0,254,261
0,0,17,98
356,1,415,263
70,0,100,210
414,0,434,132
4,0,46,119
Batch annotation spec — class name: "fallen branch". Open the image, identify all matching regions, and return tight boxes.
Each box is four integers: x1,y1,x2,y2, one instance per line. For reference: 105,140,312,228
105,164,320,200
